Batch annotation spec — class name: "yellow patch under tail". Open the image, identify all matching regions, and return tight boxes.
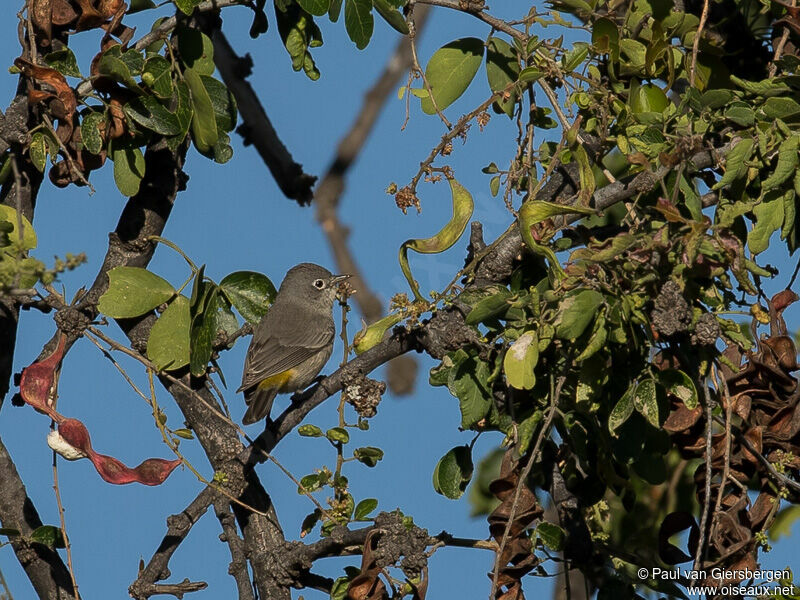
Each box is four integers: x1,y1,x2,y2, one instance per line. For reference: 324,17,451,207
257,369,296,391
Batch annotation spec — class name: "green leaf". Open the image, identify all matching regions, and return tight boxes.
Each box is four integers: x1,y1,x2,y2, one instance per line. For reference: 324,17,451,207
275,5,322,80
142,56,174,98
518,199,594,225
30,525,65,549
144,303,189,370
420,38,484,115
0,205,36,251
712,137,753,190
769,505,800,541
762,135,799,192
372,0,408,34
353,312,402,354
201,75,238,132
490,175,501,196
80,112,105,155
129,0,157,12
29,132,47,173
44,48,81,77
657,369,698,409
166,80,193,152
730,74,791,97
98,266,176,318
189,269,218,376
575,314,607,361
608,386,634,433
173,428,194,439
353,446,384,467
219,271,277,323
0,528,20,536
700,89,733,109
554,290,604,340
503,330,538,390
562,42,589,72
432,445,473,499
517,410,542,455
298,424,324,437
748,195,785,255
298,0,330,15
592,17,619,61
178,29,215,75
447,352,492,429
344,0,374,50
633,378,659,427
724,105,755,127
111,140,146,197
399,178,474,301
354,498,378,520
184,67,218,153
536,522,565,551
518,66,543,83
174,0,202,16
329,0,343,20
465,289,512,325
762,97,800,120
97,47,143,92
330,576,351,600
630,83,669,114
485,37,519,118
326,427,350,444
125,96,182,136
299,473,323,493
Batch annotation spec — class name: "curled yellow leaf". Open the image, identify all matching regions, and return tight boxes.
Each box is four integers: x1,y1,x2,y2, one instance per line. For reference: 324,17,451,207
399,178,474,300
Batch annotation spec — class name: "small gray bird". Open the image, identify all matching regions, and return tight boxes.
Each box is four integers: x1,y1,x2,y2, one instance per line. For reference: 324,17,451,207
237,263,348,425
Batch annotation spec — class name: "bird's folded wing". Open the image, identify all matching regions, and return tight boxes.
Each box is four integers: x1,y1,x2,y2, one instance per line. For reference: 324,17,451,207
238,323,333,392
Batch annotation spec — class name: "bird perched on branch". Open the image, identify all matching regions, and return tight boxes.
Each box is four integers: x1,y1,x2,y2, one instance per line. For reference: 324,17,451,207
238,263,349,424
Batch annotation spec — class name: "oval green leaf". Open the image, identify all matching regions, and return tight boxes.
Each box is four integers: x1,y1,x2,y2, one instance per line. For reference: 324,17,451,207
432,445,473,499
147,295,190,371
420,37,484,115
219,270,277,324
98,266,176,318
503,330,538,390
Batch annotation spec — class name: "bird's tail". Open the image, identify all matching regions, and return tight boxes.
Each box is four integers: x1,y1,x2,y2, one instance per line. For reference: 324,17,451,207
242,385,279,425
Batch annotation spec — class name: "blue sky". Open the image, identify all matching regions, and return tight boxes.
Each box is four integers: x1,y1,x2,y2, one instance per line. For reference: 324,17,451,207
1,2,798,599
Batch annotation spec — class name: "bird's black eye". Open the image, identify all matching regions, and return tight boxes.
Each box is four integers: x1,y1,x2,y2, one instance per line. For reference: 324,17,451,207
313,279,326,289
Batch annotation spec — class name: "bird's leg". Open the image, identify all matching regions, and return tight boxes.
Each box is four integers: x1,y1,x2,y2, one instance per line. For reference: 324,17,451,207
290,376,326,404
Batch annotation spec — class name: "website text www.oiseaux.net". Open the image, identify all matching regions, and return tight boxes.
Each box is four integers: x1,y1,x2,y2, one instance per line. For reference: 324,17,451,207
637,567,795,597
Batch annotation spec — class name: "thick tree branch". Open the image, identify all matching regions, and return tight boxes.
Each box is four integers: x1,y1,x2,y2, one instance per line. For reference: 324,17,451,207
129,488,217,599
315,6,430,322
204,21,316,205
214,500,255,600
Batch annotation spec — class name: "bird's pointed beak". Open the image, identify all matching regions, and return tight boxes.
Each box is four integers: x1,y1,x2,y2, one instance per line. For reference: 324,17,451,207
329,274,351,285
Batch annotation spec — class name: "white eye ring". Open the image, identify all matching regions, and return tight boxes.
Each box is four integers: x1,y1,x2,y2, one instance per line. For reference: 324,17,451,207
313,279,326,289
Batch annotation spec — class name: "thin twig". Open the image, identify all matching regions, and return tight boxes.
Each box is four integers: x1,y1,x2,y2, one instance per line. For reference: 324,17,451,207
689,0,710,87
51,449,79,600
214,501,254,600
710,365,732,532
769,0,795,77
409,8,451,129
131,0,249,50
85,327,332,518
414,0,526,41
489,374,566,598
693,381,715,572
